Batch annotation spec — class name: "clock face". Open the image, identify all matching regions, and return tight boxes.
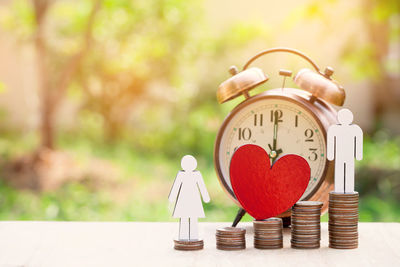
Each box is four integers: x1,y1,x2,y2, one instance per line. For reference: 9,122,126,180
217,96,327,200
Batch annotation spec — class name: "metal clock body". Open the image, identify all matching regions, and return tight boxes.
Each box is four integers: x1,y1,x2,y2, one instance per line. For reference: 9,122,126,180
213,47,346,224
214,88,337,219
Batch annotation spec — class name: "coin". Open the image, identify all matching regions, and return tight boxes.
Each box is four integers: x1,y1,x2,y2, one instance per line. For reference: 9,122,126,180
216,246,246,250
216,226,246,250
290,201,322,249
329,194,359,198
292,244,320,249
255,246,283,249
253,218,283,249
294,201,324,207
174,239,204,251
328,191,359,249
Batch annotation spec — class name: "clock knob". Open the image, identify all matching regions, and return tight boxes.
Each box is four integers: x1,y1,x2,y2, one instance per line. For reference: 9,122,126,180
294,68,345,106
217,67,269,104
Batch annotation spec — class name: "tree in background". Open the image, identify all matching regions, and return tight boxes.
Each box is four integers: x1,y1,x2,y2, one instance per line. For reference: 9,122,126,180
75,0,202,140
2,0,203,147
357,0,400,125
0,0,267,188
288,0,400,131
0,0,204,189
33,0,101,149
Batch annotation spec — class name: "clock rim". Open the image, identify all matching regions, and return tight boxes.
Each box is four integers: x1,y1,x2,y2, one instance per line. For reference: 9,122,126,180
214,88,335,215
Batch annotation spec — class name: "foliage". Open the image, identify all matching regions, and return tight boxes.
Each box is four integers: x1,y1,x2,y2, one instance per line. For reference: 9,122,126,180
0,130,399,222
74,0,205,138
0,0,268,143
0,0,399,222
285,0,399,80
0,81,5,94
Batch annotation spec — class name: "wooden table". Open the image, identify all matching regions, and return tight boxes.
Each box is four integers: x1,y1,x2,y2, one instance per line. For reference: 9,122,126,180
0,222,399,266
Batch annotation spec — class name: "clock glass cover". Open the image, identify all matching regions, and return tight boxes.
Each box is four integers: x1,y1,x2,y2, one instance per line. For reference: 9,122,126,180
218,97,326,200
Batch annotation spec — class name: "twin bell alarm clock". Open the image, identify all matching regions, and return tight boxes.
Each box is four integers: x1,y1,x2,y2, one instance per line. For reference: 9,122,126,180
213,47,346,226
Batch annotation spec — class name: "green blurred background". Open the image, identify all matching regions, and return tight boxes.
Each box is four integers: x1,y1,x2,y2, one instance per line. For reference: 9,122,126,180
0,0,399,222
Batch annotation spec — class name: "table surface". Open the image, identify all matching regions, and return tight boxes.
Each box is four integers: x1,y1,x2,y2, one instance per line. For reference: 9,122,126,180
0,221,399,267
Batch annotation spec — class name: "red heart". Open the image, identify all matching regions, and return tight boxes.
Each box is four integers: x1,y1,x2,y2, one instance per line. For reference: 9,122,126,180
229,144,310,220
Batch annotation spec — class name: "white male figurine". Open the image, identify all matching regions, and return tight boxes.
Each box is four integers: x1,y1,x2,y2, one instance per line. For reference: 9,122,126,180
168,155,210,240
327,109,363,193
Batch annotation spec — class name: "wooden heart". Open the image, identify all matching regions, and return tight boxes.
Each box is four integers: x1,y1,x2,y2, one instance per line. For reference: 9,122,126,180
229,144,310,220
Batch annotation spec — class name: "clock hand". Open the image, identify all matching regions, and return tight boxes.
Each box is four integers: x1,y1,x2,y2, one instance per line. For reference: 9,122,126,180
268,143,282,151
268,148,284,159
268,111,280,164
272,113,278,151
275,148,283,158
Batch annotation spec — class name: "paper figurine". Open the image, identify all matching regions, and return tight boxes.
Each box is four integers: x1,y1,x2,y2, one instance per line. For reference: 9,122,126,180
168,155,210,240
327,109,363,193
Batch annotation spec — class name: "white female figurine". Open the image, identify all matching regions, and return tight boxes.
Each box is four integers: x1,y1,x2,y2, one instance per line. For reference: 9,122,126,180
168,155,210,240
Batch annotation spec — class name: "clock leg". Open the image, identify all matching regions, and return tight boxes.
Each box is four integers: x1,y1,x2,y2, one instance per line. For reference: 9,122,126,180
282,216,291,228
231,208,246,227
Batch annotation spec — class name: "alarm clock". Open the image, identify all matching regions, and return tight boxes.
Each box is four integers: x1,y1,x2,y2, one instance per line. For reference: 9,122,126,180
214,47,345,226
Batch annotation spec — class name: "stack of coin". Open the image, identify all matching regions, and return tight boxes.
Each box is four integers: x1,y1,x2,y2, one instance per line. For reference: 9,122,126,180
291,201,323,249
329,191,359,249
253,218,283,249
174,239,204,251
216,227,246,250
